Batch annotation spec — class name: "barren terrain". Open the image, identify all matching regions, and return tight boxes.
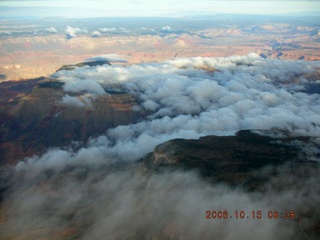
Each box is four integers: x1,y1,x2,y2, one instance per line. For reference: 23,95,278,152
1,17,319,80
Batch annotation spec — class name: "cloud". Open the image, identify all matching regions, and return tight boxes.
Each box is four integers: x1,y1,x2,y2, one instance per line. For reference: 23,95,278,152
13,52,319,173
91,30,101,37
86,54,128,63
2,54,320,239
63,78,106,96
65,25,87,38
162,25,172,31
61,94,92,108
65,25,80,38
119,27,129,33
98,27,128,33
99,27,117,32
52,53,320,137
3,161,320,239
45,27,57,33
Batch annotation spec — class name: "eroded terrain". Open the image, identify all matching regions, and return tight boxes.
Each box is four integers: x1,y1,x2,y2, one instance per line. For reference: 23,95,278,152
1,16,319,80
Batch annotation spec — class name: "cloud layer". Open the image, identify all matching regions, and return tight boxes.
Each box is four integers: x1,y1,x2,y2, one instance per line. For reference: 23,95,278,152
3,161,320,240
11,53,320,173
2,54,320,239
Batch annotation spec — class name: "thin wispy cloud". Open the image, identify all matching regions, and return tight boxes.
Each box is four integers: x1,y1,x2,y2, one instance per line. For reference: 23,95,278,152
0,0,319,18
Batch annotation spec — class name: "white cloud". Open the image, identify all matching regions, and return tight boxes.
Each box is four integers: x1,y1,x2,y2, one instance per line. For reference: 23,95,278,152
91,30,101,37
50,54,320,144
119,27,129,33
65,25,87,38
63,78,106,96
99,27,117,32
61,94,92,108
45,27,57,33
162,25,172,31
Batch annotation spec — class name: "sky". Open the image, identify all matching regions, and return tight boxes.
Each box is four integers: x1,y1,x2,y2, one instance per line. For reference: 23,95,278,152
0,0,320,18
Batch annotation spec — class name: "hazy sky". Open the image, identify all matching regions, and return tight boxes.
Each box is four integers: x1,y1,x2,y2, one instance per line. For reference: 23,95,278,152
0,0,320,18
